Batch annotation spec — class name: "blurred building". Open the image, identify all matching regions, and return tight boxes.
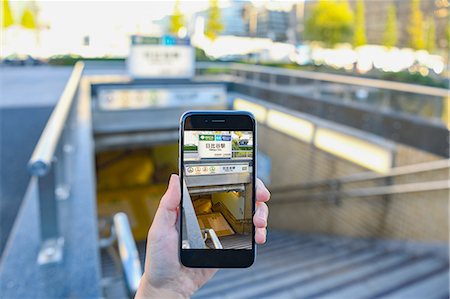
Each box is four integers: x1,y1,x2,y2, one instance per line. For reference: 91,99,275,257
192,0,248,37
255,7,289,41
356,0,448,49
394,0,449,49
192,1,290,41
288,2,306,44
220,0,248,36
242,4,290,42
293,0,449,49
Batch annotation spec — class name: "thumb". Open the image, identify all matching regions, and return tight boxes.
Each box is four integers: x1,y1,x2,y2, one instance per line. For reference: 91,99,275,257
154,174,181,227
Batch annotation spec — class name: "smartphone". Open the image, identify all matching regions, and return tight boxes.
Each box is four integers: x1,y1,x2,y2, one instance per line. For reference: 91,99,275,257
179,111,256,268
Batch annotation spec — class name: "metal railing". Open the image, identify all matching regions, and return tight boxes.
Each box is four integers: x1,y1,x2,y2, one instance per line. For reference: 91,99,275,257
99,213,142,297
27,62,84,264
202,229,223,249
196,62,449,125
113,213,142,296
269,159,450,204
181,180,205,249
196,62,449,97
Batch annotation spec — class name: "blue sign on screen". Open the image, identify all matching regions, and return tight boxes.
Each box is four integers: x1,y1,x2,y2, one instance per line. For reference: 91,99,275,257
216,135,231,141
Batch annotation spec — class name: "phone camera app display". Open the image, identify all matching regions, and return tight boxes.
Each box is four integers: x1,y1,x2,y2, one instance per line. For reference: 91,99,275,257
182,130,253,250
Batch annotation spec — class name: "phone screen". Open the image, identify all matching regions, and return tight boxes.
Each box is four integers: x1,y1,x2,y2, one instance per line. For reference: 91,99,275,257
181,130,254,250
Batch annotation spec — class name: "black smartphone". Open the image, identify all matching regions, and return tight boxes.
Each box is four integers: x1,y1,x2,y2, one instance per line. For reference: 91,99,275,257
179,110,256,268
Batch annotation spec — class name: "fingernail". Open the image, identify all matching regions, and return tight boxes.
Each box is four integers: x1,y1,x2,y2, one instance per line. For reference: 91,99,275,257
170,173,178,182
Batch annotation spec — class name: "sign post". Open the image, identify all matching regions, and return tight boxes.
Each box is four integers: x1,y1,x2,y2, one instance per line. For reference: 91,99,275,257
127,35,195,79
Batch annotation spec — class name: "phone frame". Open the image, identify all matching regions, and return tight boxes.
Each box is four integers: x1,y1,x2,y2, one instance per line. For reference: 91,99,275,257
179,110,256,268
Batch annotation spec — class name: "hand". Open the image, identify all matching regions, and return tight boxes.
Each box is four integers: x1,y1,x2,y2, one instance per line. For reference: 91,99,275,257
135,174,270,298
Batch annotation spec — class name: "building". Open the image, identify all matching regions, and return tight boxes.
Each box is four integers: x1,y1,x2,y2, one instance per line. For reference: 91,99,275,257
242,4,290,42
296,0,449,50
192,0,248,37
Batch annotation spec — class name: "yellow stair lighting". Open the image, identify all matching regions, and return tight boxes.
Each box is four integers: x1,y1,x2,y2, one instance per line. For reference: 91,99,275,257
233,98,267,122
266,109,314,143
314,128,392,173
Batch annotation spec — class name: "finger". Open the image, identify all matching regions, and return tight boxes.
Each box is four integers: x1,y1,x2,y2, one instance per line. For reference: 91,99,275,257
253,202,268,228
159,174,181,211
255,227,266,244
153,174,181,227
256,178,270,203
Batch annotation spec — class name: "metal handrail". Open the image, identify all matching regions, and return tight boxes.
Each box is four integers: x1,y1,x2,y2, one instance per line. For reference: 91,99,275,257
182,179,206,249
271,180,450,204
28,62,85,176
113,213,142,296
270,159,450,194
202,229,223,249
25,62,85,265
196,62,449,97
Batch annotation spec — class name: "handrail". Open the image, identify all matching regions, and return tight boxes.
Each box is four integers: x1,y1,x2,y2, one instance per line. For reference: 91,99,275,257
270,159,450,194
113,213,142,296
28,62,85,176
182,179,206,249
202,229,223,249
271,180,450,204
196,62,449,97
25,62,85,265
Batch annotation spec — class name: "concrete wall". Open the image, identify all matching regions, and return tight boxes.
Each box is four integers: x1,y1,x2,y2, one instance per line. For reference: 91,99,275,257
259,124,449,242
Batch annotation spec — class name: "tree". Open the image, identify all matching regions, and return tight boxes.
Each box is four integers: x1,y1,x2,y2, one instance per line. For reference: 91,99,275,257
169,0,185,36
425,16,436,53
2,0,14,28
304,0,354,47
205,0,223,40
383,3,398,48
408,0,425,49
353,0,366,47
20,7,37,29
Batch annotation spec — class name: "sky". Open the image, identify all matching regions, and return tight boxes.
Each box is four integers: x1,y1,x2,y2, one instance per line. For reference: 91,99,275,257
2,0,296,56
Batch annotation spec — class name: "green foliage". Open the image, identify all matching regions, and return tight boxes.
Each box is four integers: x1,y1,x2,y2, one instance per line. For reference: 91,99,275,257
445,20,450,48
20,7,37,29
408,0,425,49
353,0,366,47
205,0,224,40
240,61,448,89
2,0,14,28
195,47,213,62
238,146,253,151
183,145,198,151
447,21,450,48
305,0,354,47
383,4,398,48
380,70,447,88
425,16,436,53
48,55,125,66
169,0,185,36
232,139,239,150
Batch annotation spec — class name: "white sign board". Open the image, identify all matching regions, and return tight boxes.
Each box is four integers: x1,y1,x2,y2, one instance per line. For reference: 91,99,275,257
97,85,226,111
185,163,250,176
198,134,232,158
127,45,194,78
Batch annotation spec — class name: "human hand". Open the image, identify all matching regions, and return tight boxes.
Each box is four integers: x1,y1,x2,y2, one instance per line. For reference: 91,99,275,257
135,174,270,298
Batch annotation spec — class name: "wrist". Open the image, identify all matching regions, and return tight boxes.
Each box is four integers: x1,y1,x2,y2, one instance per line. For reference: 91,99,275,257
135,272,189,299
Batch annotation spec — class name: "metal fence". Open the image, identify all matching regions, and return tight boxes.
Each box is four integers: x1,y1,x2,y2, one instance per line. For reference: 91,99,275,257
196,62,449,126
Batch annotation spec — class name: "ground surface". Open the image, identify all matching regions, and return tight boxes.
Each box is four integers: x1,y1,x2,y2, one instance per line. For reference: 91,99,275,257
100,230,449,298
